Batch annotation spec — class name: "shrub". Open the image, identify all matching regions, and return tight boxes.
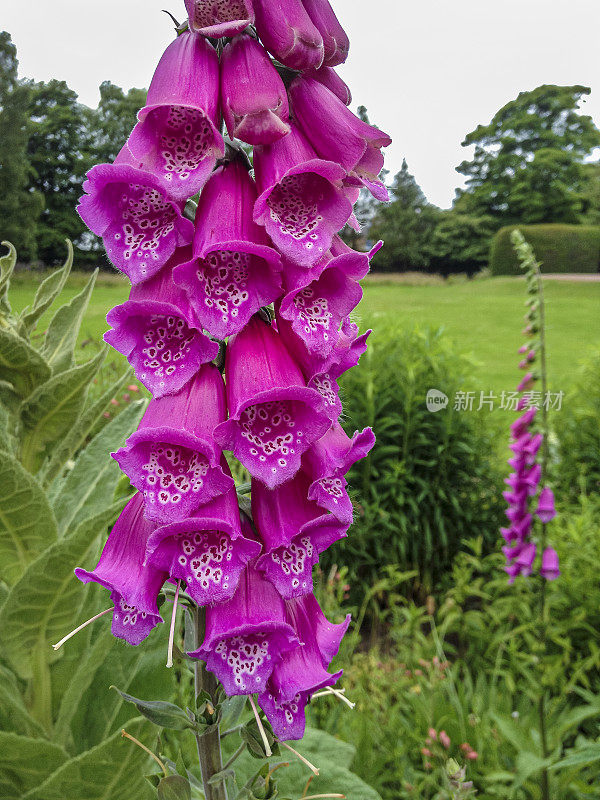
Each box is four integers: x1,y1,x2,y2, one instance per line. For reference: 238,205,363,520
323,325,504,598
313,499,600,800
490,224,600,275
555,349,600,501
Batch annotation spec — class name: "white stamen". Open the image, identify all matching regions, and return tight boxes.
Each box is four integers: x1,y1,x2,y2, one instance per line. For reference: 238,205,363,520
303,795,345,799
249,695,272,757
311,686,355,709
278,739,319,775
52,607,112,650
166,581,181,669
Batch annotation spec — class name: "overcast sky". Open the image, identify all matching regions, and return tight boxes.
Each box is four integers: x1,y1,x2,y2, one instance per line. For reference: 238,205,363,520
2,0,599,208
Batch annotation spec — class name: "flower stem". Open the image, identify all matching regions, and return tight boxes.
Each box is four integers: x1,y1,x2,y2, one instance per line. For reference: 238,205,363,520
534,261,550,800
192,606,228,800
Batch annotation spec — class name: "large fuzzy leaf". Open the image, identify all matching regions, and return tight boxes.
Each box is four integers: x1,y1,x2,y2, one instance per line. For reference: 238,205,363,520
0,328,51,402
42,268,98,373
19,347,106,473
0,240,17,314
43,367,132,490
22,718,154,800
0,665,46,737
53,400,146,535
0,500,124,679
0,732,68,800
231,727,381,800
0,454,58,586
18,241,73,338
53,626,115,749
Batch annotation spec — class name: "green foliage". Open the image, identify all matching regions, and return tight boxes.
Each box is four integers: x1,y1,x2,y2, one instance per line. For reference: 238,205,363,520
26,79,92,265
0,33,42,260
0,243,173,797
427,207,496,275
457,84,600,226
556,350,600,501
490,224,600,275
0,34,147,267
325,325,504,596
369,160,441,272
315,498,600,799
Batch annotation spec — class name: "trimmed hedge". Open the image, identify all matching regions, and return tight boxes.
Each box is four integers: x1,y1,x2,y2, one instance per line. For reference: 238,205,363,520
490,224,600,275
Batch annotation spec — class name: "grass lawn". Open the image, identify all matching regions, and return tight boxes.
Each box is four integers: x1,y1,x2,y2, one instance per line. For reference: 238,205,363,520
9,272,600,397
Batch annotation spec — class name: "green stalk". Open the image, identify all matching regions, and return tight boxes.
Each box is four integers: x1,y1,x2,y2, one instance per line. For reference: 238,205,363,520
534,260,550,800
192,606,228,800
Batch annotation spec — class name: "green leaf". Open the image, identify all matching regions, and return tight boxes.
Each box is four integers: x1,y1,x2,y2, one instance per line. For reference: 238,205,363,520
0,500,124,679
158,775,193,800
18,241,73,337
550,743,600,771
0,328,51,402
0,453,58,586
53,625,115,748
19,346,106,473
22,718,155,800
231,727,381,800
0,732,68,800
111,688,196,731
43,366,132,489
0,665,46,737
42,268,98,373
0,401,15,455
52,400,146,535
0,240,17,314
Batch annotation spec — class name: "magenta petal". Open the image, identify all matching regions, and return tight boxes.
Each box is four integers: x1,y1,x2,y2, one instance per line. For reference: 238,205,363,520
221,34,290,146
258,592,346,739
301,0,349,66
173,162,282,338
253,0,324,70
253,473,348,598
304,65,352,105
127,33,223,201
112,365,233,523
75,494,167,646
254,124,352,267
258,687,310,741
104,250,218,398
279,244,369,359
289,77,391,199
185,0,254,36
540,547,560,580
145,482,261,606
214,317,330,487
189,566,299,696
77,157,194,283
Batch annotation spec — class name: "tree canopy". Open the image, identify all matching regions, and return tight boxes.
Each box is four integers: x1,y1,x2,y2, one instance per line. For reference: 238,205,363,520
456,85,600,225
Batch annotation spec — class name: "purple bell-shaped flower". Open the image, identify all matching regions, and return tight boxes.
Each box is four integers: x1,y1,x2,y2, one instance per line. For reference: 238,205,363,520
127,32,224,201
77,146,194,283
104,247,218,398
173,160,282,339
214,315,331,488
113,364,233,522
75,493,167,646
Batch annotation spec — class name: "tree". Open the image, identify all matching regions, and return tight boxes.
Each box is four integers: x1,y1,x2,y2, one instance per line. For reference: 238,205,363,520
427,208,496,275
0,31,41,259
456,85,600,225
26,79,93,264
90,80,147,164
369,159,441,271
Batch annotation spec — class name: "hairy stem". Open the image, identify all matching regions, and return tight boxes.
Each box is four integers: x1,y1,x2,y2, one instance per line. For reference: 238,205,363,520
192,606,228,800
